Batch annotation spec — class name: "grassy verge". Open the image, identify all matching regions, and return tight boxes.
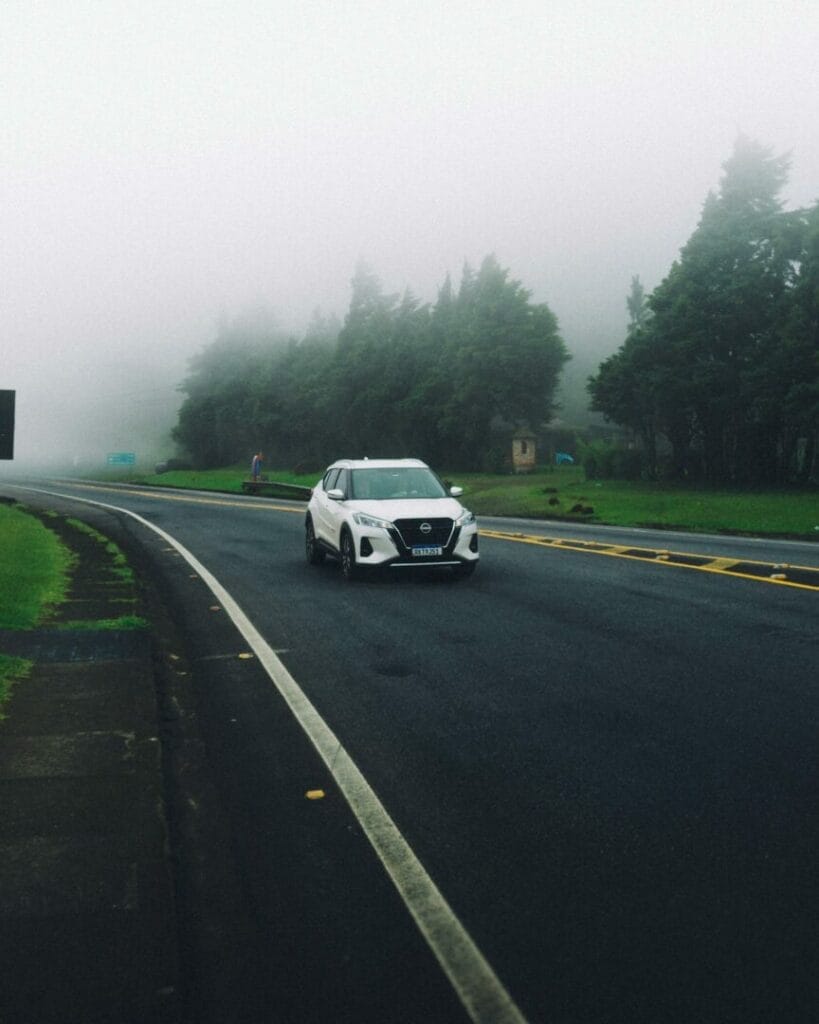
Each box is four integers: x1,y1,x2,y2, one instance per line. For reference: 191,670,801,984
0,504,74,629
0,504,147,717
0,504,74,716
57,615,148,631
456,468,819,537
60,521,145,629
67,518,135,582
133,464,319,494
129,464,819,539
0,655,32,720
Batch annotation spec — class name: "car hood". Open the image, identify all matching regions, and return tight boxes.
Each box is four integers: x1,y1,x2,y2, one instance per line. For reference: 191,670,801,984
346,497,466,521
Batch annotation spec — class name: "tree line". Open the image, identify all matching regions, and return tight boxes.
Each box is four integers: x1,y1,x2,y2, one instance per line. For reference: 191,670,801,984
588,136,819,485
172,255,570,472
173,136,817,485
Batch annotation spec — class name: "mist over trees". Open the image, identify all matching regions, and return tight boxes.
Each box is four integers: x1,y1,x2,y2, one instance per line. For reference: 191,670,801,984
172,138,817,485
173,256,569,471
589,136,819,485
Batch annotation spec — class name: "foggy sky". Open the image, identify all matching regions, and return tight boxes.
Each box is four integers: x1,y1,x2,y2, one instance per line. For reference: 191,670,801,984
2,0,818,466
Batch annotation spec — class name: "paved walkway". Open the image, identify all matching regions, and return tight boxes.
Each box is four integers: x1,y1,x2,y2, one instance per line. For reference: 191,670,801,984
0,512,180,1024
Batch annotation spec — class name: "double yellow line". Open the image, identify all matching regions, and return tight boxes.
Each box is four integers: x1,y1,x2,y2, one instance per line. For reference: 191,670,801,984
58,483,819,592
480,528,819,592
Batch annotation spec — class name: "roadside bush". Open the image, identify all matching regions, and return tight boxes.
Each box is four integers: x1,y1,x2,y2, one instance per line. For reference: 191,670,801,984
155,457,193,474
292,460,324,476
580,440,645,480
480,445,509,474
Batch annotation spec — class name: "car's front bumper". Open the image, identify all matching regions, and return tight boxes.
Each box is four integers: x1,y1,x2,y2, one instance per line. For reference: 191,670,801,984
354,522,479,569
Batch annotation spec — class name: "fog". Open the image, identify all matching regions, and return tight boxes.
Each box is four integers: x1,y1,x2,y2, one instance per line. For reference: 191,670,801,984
2,0,818,469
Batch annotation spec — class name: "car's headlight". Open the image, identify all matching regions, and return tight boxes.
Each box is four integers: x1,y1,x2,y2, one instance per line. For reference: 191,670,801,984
456,509,476,527
352,511,393,530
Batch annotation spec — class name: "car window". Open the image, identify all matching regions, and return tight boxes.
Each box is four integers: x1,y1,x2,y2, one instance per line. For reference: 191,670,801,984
350,467,447,500
323,468,339,491
334,469,349,496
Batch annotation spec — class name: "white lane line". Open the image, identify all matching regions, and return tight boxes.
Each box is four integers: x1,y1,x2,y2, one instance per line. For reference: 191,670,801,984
19,487,529,1024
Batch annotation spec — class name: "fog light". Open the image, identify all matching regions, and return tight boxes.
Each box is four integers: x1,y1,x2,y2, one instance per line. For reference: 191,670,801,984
469,534,479,553
360,537,374,557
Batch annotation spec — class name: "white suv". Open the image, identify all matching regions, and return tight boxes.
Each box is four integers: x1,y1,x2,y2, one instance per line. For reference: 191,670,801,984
305,458,479,580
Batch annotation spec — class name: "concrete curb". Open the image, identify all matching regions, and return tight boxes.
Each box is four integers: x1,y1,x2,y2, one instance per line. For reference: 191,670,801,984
0,513,180,1024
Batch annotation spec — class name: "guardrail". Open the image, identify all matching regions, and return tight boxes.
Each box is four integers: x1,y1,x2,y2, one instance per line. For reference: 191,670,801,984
240,479,312,500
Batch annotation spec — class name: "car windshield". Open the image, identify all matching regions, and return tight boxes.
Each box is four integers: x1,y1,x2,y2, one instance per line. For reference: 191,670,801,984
349,467,448,501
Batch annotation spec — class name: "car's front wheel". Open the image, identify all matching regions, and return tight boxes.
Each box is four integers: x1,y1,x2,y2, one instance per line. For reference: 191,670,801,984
340,529,358,581
305,518,325,565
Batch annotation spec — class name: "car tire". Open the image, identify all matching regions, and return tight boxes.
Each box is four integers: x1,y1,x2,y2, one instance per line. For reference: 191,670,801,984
340,529,358,581
305,519,325,565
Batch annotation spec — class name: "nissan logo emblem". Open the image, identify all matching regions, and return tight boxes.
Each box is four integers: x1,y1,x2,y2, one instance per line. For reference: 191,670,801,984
420,522,432,535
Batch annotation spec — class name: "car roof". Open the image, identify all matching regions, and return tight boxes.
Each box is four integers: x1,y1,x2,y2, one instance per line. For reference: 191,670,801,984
326,458,428,471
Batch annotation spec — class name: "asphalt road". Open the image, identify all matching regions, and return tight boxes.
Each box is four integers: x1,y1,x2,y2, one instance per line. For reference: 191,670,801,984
6,479,819,1024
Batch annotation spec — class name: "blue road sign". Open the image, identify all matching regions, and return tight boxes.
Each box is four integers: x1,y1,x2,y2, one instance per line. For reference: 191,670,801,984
107,452,136,465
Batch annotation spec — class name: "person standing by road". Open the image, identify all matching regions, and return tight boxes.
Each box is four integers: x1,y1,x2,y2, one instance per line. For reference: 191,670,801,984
251,451,263,482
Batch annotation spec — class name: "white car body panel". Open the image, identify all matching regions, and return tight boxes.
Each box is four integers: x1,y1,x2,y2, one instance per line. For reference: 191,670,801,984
305,458,479,578
343,497,466,521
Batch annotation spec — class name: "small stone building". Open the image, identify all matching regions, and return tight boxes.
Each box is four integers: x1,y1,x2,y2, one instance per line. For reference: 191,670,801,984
512,429,536,473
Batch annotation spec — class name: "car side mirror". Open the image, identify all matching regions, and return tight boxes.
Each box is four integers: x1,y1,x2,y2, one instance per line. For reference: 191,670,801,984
327,488,345,501
449,486,463,497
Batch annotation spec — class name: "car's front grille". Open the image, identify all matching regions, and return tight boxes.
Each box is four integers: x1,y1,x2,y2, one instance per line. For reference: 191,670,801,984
392,517,454,548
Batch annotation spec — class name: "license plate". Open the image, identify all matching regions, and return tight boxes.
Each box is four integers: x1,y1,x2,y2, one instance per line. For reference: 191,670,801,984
412,545,443,557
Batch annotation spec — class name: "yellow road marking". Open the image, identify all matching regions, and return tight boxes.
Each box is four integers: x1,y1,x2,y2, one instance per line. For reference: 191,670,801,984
706,557,741,571
50,483,819,592
479,529,819,592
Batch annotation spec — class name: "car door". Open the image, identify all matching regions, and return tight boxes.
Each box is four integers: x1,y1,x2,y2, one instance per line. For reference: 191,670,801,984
312,468,339,545
323,467,349,549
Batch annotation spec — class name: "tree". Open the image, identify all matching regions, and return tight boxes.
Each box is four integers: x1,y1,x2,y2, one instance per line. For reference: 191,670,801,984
172,258,570,472
626,275,649,332
589,329,659,477
438,255,568,468
775,202,819,481
590,136,808,484
172,311,291,466
649,136,793,482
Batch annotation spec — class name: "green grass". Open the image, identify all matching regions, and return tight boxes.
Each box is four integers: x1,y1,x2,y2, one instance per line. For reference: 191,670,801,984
67,518,135,581
0,655,32,720
454,468,819,537
57,615,148,631
131,463,819,539
0,505,145,718
0,504,74,629
0,504,74,716
133,464,319,493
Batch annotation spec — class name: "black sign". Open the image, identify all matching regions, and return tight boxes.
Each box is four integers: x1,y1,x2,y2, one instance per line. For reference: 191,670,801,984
0,390,15,460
